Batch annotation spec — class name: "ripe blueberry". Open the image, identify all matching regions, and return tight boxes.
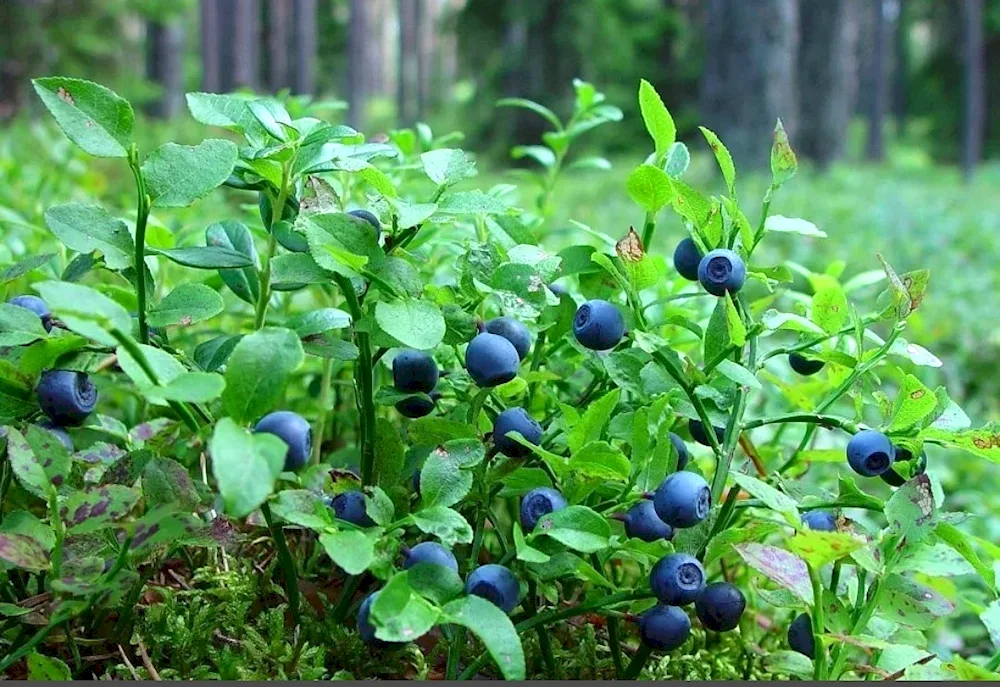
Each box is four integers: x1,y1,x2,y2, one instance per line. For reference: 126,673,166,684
623,500,674,542
254,410,312,471
395,392,437,419
485,317,531,360
880,467,906,487
673,238,703,281
698,249,747,296
788,612,815,658
688,419,724,447
653,471,711,528
330,490,375,527
357,591,398,647
348,209,381,236
493,407,542,457
789,352,825,376
392,349,439,394
801,510,837,532
465,333,520,387
695,582,746,632
846,430,895,477
36,369,97,426
519,486,567,531
465,564,520,614
650,553,706,606
639,604,691,651
669,432,689,471
9,295,52,332
403,542,458,573
572,300,625,351
37,421,73,452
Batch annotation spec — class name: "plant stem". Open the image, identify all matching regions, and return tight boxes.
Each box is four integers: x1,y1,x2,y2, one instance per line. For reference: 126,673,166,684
809,564,827,680
649,349,723,458
742,413,859,433
261,502,301,627
590,553,624,677
445,626,462,680
312,358,335,465
127,145,151,345
333,274,376,486
331,574,362,623
640,211,656,250
828,570,888,679
254,173,288,329
830,560,843,596
622,643,653,680
986,648,1000,672
527,579,559,678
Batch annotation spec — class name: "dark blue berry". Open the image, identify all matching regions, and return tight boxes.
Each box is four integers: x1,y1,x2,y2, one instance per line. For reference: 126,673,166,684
653,471,711,528
688,419,724,447
669,432,689,471
36,369,97,426
846,430,894,477
639,604,691,651
349,209,381,236
788,613,815,658
485,317,531,360
801,510,837,532
624,500,674,542
465,333,520,387
403,542,458,573
650,553,706,606
392,350,439,394
395,393,436,419
698,249,747,296
465,564,520,614
9,295,52,332
330,491,375,527
695,582,746,632
254,410,312,471
572,300,625,351
36,421,73,452
789,353,825,376
519,487,567,531
493,407,542,457
357,591,398,647
673,238,703,281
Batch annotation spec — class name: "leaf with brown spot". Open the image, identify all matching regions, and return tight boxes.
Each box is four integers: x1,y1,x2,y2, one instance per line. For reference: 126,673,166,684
0,533,50,572
735,542,812,604
785,530,866,568
62,485,139,534
615,227,645,262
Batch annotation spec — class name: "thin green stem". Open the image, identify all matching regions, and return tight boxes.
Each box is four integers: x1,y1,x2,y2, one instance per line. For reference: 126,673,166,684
445,626,462,680
623,643,653,680
809,564,827,680
527,579,559,678
590,553,623,677
469,501,488,570
985,648,1000,672
830,560,843,596
312,358,335,465
742,413,860,433
334,274,376,486
261,502,301,627
640,211,656,249
649,349,722,457
127,145,151,345
332,575,362,623
758,317,880,366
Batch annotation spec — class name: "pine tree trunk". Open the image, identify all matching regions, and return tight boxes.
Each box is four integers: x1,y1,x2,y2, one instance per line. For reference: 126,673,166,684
292,0,317,95
146,20,185,118
700,0,800,170
267,0,292,93
797,0,860,168
233,0,261,90
201,0,222,92
347,0,375,129
397,0,420,125
866,0,891,161
893,0,909,135
962,0,985,181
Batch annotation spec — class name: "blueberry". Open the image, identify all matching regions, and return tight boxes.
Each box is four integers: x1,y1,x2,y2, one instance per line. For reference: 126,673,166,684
392,349,439,394
572,300,625,351
688,419,724,447
357,591,398,647
348,209,381,236
623,500,674,542
254,410,312,471
395,392,436,419
846,430,894,477
653,471,711,528
879,467,906,487
330,491,375,527
403,542,458,573
465,564,520,614
36,369,97,426
650,553,706,606
485,317,531,360
789,353,825,376
801,510,837,532
639,604,691,651
465,333,520,387
519,487,568,532
788,612,815,658
669,432,689,471
36,421,73,452
695,582,746,632
493,407,542,457
697,249,747,297
549,282,568,297
673,238,703,281
9,295,52,332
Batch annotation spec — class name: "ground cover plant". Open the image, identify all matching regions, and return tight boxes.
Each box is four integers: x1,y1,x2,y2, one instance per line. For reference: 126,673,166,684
1,75,1000,681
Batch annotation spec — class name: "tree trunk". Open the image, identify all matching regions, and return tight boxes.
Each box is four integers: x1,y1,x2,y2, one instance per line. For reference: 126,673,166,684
866,0,893,161
232,0,261,90
267,0,292,93
962,0,985,181
146,20,185,118
201,0,222,92
397,0,421,125
796,0,860,168
700,0,800,170
347,0,376,129
292,0,317,95
893,0,909,135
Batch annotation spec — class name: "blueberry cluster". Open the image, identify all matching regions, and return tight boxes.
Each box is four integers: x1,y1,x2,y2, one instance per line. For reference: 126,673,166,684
671,239,747,297
843,429,927,486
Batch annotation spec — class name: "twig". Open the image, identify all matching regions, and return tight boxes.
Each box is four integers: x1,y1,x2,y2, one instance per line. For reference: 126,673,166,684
136,638,161,681
117,645,140,681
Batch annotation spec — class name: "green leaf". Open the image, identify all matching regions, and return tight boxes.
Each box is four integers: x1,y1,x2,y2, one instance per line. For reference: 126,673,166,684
421,148,476,187
60,485,139,534
699,126,736,196
387,198,438,229
419,447,474,509
638,79,675,159
320,530,375,575
301,212,380,276
881,573,955,629
889,374,937,432
810,276,848,335
626,164,673,212
735,542,812,604
288,308,352,338
532,505,611,553
271,253,331,289
185,92,269,144
731,473,799,523
142,139,238,207
920,422,1000,463
374,300,445,351
897,541,976,578
0,303,48,346
373,418,405,488
222,328,304,424
407,418,477,446
442,595,526,680
664,141,690,177
980,600,1000,648
32,77,133,158
6,426,71,500
496,97,562,132
764,215,827,238
412,506,474,547
247,99,292,141
269,489,332,530
206,220,260,305
569,441,630,483
0,533,50,572
142,457,201,511
770,118,798,188
436,190,509,215
761,310,825,335
33,280,131,347
27,651,71,680
150,245,253,269
43,204,134,270
0,254,57,284
704,521,782,567
884,474,937,546
148,283,224,328
935,523,995,591
512,522,551,563
715,359,761,390
407,562,465,606
209,417,287,518
785,530,865,568
764,651,813,680
371,574,440,643
567,389,620,453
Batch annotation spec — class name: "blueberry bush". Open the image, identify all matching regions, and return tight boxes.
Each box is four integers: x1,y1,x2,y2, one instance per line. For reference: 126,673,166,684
1,75,999,681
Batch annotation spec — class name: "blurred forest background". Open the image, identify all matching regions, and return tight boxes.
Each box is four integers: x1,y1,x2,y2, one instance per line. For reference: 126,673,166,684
0,0,994,173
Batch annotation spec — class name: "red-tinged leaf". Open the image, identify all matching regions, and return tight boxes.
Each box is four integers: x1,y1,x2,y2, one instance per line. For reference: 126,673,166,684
735,542,812,604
